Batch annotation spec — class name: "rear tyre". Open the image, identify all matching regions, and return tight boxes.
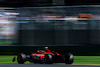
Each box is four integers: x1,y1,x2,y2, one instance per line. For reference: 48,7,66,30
65,52,74,64
45,54,53,64
17,53,27,64
39,60,44,64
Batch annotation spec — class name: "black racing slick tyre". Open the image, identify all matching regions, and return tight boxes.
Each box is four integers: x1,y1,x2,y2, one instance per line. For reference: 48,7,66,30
65,52,74,64
45,54,53,64
17,53,27,64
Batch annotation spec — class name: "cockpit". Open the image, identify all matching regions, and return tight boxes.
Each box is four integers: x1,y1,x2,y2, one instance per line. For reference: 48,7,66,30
37,50,45,53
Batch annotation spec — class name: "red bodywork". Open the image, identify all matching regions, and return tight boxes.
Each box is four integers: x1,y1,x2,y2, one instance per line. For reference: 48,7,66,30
30,49,61,60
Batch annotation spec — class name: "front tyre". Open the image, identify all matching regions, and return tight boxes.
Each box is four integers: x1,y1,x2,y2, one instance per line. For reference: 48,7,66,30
65,52,74,64
45,54,53,64
17,53,27,64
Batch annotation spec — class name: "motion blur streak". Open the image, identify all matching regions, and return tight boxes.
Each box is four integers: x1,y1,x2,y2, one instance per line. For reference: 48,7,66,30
0,8,19,46
1,6,100,46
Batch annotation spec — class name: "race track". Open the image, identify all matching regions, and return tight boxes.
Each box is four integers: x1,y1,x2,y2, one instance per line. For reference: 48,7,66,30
0,64,100,67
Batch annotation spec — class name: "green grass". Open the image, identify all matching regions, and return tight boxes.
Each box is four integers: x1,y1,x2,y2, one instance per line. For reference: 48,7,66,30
74,56,100,65
1,56,100,65
0,41,17,46
0,55,32,64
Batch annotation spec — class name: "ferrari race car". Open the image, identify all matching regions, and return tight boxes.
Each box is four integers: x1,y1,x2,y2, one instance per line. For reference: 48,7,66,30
13,49,74,64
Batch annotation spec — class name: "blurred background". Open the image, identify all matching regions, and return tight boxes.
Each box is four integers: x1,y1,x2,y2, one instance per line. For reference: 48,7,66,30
0,0,100,55
0,0,99,6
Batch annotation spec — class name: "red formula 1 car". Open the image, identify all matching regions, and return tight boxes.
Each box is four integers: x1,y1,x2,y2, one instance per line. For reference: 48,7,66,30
13,49,74,64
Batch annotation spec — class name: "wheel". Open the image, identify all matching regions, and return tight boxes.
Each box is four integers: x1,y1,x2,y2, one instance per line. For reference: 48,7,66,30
39,57,44,64
17,53,27,64
45,54,53,64
65,52,74,64
33,60,38,64
39,60,44,64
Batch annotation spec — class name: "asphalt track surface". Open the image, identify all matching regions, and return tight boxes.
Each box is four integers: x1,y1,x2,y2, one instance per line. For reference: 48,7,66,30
0,64,100,67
